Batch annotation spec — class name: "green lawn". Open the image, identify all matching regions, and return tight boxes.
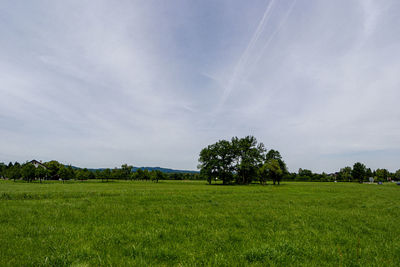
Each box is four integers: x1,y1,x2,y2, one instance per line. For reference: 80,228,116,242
0,180,399,266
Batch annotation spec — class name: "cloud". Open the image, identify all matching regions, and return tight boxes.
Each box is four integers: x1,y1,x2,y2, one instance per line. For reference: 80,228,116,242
0,0,399,172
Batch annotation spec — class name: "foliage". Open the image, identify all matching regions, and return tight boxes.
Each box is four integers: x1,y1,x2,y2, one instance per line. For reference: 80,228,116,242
45,160,63,178
338,166,352,182
198,139,235,184
0,163,5,178
0,158,393,184
352,162,366,183
375,168,389,182
58,166,75,181
198,136,268,185
21,163,36,182
76,168,93,180
232,136,266,184
265,149,287,174
35,166,48,182
297,169,313,181
121,164,133,180
6,164,21,181
395,169,400,180
263,159,283,185
99,168,112,182
152,170,164,182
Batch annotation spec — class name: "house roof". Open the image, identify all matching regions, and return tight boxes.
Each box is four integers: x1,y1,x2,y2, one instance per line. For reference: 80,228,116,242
29,160,47,169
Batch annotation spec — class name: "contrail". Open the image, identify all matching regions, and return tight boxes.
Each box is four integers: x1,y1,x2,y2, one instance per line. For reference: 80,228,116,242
250,0,298,73
217,0,275,110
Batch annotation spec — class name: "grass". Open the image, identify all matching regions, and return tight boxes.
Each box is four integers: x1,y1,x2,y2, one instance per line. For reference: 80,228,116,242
0,180,399,266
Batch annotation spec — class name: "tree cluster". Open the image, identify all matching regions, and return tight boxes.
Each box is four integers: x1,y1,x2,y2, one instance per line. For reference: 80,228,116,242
198,136,287,185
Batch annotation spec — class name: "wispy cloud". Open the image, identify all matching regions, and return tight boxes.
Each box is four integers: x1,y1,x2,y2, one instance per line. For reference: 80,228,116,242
1,0,399,172
218,0,276,110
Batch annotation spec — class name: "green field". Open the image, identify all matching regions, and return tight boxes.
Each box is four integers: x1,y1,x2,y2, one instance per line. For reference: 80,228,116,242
0,180,399,266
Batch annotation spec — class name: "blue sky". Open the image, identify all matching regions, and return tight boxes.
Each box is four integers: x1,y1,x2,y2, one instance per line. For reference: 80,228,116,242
1,0,399,172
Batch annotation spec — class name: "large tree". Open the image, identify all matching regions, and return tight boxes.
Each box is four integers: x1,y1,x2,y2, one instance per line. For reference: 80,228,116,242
198,140,235,184
198,136,267,185
352,162,366,183
232,136,266,184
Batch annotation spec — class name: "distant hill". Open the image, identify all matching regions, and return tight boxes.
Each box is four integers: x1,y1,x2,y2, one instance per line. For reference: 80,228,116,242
131,167,198,174
70,165,198,174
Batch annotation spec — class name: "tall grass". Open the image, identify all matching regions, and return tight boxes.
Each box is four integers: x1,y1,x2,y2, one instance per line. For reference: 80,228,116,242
0,180,399,266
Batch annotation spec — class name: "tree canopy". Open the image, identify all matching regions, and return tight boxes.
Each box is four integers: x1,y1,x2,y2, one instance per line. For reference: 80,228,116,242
198,136,286,185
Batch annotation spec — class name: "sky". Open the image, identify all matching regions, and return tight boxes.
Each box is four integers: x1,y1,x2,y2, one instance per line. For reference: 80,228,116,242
1,0,400,173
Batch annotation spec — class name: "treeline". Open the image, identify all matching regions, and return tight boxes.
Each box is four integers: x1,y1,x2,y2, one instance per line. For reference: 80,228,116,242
287,163,399,183
1,139,399,184
0,161,200,183
198,136,400,184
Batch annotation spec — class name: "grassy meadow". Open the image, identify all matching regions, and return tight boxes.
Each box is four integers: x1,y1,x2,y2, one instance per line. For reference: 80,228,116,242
0,180,399,266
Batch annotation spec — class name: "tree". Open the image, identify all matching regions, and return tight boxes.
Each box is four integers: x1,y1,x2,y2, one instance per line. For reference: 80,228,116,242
121,164,133,180
395,169,400,181
231,136,266,184
101,169,111,182
87,171,95,179
58,166,72,183
21,163,36,182
198,136,278,185
375,168,389,182
262,159,283,185
75,168,94,180
76,169,87,180
135,169,144,180
152,170,164,183
0,163,5,178
35,166,48,183
338,167,352,182
142,170,150,181
111,168,123,180
7,164,21,181
258,163,269,185
352,162,366,183
265,149,288,174
198,140,235,184
198,144,219,184
45,160,62,179
67,166,75,180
